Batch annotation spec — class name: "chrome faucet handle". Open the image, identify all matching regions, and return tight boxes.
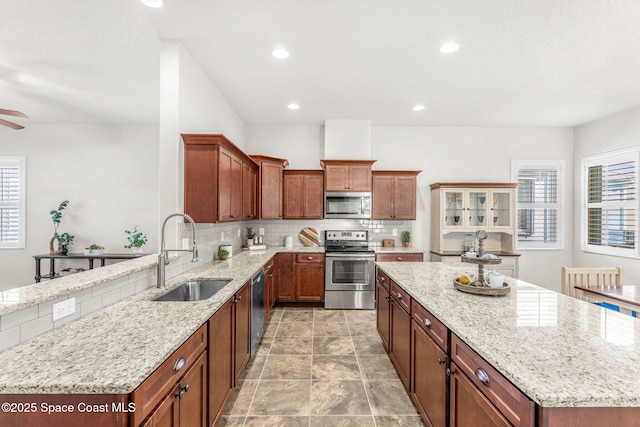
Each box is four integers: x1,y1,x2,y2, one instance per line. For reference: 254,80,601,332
192,246,199,262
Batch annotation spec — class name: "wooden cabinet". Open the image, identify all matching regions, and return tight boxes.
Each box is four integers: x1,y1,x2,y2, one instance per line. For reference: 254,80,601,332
263,256,277,318
375,252,424,262
430,182,518,257
295,253,325,302
375,268,391,353
411,301,449,427
276,252,324,304
372,171,420,220
450,334,534,427
250,155,288,220
234,282,251,383
283,170,324,219
131,325,207,427
207,299,234,427
389,280,411,391
182,134,259,223
320,159,376,191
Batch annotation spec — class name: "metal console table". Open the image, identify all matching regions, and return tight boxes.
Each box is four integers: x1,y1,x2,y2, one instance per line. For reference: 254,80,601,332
33,253,145,283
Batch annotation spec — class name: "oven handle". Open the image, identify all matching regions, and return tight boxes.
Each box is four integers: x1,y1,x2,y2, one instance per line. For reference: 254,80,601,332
326,254,375,260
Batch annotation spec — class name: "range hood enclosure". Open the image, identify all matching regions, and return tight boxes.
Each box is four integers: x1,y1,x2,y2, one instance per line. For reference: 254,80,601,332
324,119,371,159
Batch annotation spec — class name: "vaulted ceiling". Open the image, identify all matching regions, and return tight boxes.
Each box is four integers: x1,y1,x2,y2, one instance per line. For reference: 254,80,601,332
3,0,640,128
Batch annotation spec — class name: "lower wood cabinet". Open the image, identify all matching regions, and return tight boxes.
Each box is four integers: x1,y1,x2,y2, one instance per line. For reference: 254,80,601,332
263,256,276,318
276,253,324,304
389,281,411,391
234,283,251,383
208,299,234,427
375,268,391,353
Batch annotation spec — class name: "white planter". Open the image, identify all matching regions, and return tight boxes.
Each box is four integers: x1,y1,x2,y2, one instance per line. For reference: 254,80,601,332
84,249,104,256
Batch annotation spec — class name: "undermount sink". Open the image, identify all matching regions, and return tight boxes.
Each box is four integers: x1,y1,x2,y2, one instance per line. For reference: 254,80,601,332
154,278,232,302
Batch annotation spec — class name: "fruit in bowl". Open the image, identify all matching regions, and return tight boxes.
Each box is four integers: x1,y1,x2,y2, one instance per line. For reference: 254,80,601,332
458,275,471,285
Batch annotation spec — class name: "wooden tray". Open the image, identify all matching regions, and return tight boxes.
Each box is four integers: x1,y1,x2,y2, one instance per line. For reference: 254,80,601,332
453,279,511,296
299,227,320,246
461,255,502,265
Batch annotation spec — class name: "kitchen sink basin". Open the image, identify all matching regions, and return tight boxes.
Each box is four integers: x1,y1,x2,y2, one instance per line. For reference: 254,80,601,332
154,278,232,302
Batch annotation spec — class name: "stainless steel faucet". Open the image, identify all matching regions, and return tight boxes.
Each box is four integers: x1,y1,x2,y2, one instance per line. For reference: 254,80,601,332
157,213,199,288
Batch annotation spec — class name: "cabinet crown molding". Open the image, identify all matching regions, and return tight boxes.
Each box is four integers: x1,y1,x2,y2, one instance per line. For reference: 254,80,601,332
429,182,518,189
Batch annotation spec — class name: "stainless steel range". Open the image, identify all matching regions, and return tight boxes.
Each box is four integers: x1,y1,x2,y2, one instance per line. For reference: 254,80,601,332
324,230,375,309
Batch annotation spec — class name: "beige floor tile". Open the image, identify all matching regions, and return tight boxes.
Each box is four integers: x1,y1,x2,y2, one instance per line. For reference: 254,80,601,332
357,354,400,380
313,308,347,322
310,380,371,415
364,380,417,415
374,415,426,426
276,322,313,337
345,310,376,323
310,415,376,426
312,355,361,380
353,335,387,354
216,415,246,426
313,336,355,354
262,355,312,379
241,355,267,379
271,337,313,354
347,320,380,337
263,321,280,338
249,380,311,416
255,336,272,356
223,380,258,415
314,322,351,336
281,309,314,322
244,415,310,426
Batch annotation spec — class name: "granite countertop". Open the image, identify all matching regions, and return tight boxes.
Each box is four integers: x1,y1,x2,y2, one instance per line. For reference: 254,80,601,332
374,247,424,254
0,247,322,395
376,261,640,408
429,249,520,257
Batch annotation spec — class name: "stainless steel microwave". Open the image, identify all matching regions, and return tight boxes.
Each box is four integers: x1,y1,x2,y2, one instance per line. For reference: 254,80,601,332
324,192,371,219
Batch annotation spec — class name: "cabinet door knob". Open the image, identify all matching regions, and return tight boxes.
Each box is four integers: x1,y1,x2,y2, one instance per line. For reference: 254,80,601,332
396,257,403,261
396,292,402,299
437,357,446,365
423,317,432,327
474,368,490,385
172,357,186,372
446,367,455,376
181,384,190,393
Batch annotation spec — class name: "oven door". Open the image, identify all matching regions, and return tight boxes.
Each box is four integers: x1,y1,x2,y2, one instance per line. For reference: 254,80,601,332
325,254,375,291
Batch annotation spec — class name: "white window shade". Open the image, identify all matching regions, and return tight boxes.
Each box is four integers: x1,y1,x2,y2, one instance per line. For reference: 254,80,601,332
0,157,26,249
583,148,639,257
512,160,563,250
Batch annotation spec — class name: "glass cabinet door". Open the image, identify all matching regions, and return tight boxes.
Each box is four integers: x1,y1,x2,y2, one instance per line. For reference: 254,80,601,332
443,190,464,228
490,190,512,228
468,191,489,228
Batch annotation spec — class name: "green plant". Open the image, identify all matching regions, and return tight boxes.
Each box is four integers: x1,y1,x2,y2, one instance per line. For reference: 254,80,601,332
246,227,256,239
125,226,148,249
401,231,411,243
217,249,229,259
86,244,104,250
50,200,69,234
57,232,74,246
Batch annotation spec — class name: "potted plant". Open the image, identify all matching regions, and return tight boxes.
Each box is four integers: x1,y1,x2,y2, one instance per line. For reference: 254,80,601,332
246,227,256,245
57,232,74,255
401,231,411,248
125,226,148,254
217,248,230,260
84,244,105,256
49,200,69,254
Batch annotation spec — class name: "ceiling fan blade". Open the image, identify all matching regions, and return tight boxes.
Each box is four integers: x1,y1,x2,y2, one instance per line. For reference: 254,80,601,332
0,109,28,119
0,118,25,130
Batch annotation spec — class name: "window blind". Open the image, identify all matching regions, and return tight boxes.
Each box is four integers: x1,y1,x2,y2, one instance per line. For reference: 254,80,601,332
512,161,563,250
0,157,25,249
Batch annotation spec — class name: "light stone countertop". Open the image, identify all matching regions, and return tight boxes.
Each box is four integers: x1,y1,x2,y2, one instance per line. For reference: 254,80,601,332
374,246,423,254
0,247,322,395
376,261,640,408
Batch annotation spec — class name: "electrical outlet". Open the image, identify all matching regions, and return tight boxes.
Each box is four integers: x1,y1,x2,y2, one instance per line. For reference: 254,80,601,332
181,238,189,249
392,229,398,236
52,298,76,321
259,228,264,235
221,232,225,242
237,228,241,237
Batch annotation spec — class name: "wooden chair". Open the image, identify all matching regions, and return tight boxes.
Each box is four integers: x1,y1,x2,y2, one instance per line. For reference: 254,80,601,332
561,266,622,301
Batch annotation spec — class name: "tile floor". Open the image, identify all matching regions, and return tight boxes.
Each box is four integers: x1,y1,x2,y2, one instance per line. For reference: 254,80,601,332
218,307,425,427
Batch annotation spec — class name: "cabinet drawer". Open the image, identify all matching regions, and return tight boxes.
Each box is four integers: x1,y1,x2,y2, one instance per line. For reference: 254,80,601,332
451,334,534,427
376,268,389,291
295,253,324,263
131,324,207,426
390,280,411,313
376,253,423,262
411,300,448,352
264,256,275,272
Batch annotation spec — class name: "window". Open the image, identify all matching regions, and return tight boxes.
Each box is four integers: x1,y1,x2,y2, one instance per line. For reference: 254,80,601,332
582,147,639,258
511,160,563,250
0,156,25,249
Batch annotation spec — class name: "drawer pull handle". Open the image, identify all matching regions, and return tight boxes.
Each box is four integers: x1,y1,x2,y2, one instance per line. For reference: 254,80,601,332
396,292,402,299
173,357,186,372
396,257,402,261
176,384,189,399
307,256,313,260
437,357,446,365
423,318,432,327
475,368,490,385
446,367,455,376
385,296,392,302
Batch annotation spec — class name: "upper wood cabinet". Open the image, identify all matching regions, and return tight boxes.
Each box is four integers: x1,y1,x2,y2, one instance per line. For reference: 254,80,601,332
372,170,421,220
182,134,259,223
283,170,324,219
250,155,289,220
320,160,376,192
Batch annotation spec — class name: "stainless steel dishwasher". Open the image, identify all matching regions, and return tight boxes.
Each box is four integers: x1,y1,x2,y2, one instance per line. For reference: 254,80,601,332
250,268,265,357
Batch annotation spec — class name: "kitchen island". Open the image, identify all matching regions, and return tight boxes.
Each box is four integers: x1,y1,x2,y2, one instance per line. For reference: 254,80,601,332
376,261,640,427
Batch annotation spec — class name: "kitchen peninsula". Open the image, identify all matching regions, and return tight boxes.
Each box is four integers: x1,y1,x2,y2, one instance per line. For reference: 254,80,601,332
1,255,639,426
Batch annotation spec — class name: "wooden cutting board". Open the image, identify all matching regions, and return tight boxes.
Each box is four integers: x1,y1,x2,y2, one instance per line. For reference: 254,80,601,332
299,227,320,246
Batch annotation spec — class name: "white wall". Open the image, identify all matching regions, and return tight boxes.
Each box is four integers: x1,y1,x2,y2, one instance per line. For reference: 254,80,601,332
0,123,159,290
246,124,574,290
574,106,640,286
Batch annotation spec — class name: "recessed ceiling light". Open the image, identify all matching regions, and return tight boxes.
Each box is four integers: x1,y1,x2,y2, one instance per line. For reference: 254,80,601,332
413,105,425,111
272,48,290,59
140,0,163,8
439,42,460,54
287,103,300,110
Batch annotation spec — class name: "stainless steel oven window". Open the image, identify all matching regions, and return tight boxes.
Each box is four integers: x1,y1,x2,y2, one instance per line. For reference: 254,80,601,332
331,259,370,285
